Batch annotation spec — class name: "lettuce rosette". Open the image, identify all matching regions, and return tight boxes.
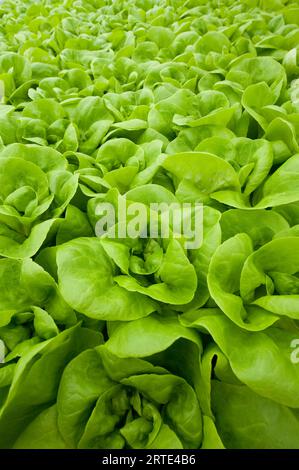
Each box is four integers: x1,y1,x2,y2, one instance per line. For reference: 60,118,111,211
181,308,299,449
0,143,77,258
0,315,203,450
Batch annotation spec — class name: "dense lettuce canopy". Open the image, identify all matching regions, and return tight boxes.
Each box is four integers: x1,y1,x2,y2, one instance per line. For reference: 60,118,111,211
0,0,299,450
